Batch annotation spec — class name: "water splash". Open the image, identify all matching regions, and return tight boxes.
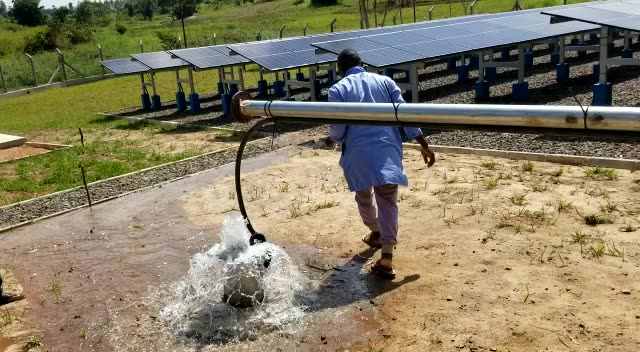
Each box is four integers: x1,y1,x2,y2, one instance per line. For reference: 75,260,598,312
160,213,306,344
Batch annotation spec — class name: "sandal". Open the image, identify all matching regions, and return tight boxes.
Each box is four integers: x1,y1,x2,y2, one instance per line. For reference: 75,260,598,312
371,257,396,280
362,231,382,249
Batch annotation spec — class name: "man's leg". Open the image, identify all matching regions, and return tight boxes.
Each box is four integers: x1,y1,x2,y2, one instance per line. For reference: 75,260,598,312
355,187,379,233
373,184,399,256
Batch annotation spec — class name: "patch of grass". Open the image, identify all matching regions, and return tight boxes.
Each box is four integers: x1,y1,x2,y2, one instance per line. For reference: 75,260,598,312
0,308,16,328
483,177,499,190
530,180,548,193
24,335,43,350
571,230,590,244
520,161,534,173
46,275,63,304
288,198,303,219
584,213,614,226
584,167,618,180
309,199,339,212
509,193,527,206
278,181,290,193
590,241,606,259
557,199,573,213
480,160,497,170
620,223,638,232
549,168,564,177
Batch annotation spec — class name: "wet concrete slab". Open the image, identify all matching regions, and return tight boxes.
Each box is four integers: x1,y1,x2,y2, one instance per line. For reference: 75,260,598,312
0,149,293,352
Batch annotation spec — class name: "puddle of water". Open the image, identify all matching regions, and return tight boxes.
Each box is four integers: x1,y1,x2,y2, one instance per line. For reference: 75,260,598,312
160,213,306,344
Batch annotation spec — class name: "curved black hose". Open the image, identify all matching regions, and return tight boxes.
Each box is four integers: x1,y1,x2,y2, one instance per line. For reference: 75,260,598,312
235,117,275,245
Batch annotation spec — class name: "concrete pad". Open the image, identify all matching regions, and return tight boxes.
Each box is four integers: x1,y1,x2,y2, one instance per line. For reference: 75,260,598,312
0,134,26,150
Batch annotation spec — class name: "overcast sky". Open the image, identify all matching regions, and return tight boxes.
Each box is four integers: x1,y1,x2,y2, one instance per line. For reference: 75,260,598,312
41,0,80,9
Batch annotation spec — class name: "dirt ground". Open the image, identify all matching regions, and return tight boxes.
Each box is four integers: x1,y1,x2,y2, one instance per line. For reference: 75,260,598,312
0,145,53,163
1,146,639,352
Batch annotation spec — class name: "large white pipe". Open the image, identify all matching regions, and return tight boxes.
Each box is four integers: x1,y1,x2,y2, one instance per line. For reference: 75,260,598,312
237,99,640,132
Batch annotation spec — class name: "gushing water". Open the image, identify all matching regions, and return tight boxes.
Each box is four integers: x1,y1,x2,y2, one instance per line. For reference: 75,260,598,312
160,213,305,343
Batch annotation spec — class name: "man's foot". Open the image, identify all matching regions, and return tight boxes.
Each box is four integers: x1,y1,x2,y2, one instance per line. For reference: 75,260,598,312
362,231,382,249
371,253,395,280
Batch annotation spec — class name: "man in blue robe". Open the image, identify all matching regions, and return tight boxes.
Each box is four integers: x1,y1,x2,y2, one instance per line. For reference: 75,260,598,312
328,49,435,279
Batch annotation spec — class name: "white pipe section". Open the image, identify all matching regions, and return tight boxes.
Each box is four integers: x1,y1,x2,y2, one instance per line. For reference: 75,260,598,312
238,100,640,132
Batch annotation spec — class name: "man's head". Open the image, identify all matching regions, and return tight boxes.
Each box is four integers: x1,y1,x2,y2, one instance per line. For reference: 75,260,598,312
337,49,362,74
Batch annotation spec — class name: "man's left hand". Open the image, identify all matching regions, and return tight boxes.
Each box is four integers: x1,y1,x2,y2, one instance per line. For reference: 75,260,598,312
421,146,436,167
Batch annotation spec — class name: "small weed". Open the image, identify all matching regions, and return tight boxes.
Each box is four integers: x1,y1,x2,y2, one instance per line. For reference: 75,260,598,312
80,327,88,339
227,190,235,200
585,167,618,180
0,308,15,328
585,184,607,198
600,200,619,213
549,168,564,177
530,181,548,193
278,181,289,193
590,241,606,259
481,161,497,170
620,223,637,232
520,161,534,173
509,193,527,206
557,200,573,213
483,177,499,190
309,200,339,212
443,216,459,227
481,229,496,244
571,230,590,244
288,200,303,219
24,335,43,350
247,185,265,202
606,240,624,258
47,275,63,304
584,213,614,226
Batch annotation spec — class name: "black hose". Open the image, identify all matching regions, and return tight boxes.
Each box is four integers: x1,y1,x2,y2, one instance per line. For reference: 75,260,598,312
235,117,275,245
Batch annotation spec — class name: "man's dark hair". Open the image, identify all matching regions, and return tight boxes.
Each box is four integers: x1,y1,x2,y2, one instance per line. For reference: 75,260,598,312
337,49,362,73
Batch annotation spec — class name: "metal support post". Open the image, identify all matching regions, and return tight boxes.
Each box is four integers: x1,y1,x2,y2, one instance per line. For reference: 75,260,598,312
310,67,317,101
592,26,612,106
97,44,105,75
56,48,67,82
239,65,245,90
188,66,201,112
330,18,337,32
512,45,529,101
517,46,526,84
409,63,419,103
556,37,569,83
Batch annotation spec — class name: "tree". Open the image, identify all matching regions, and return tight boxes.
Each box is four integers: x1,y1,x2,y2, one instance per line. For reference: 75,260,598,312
141,0,154,20
10,0,46,26
173,0,197,47
50,6,71,23
0,1,7,17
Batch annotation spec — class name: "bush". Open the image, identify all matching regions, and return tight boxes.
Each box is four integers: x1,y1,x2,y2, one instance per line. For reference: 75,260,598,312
67,26,93,45
156,31,180,50
310,0,336,6
115,23,127,34
24,26,61,53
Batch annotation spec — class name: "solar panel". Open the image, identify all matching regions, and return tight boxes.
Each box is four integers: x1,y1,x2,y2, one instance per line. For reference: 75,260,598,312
225,7,553,71
102,58,150,75
542,1,640,32
131,51,189,70
170,46,249,69
313,11,599,68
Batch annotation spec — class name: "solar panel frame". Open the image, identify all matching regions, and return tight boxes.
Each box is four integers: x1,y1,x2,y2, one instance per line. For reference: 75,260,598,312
542,1,640,32
101,58,150,75
131,51,189,71
312,11,599,68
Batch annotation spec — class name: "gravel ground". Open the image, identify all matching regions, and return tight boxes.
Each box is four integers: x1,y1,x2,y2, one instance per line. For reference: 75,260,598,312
5,39,640,230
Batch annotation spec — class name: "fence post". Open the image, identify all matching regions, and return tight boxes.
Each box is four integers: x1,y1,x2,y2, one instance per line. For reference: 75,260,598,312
25,53,37,87
139,40,144,53
213,33,217,45
330,18,337,32
56,48,67,82
279,25,286,39
470,0,476,15
303,23,309,36
412,0,417,22
0,64,6,93
428,6,434,20
97,43,105,75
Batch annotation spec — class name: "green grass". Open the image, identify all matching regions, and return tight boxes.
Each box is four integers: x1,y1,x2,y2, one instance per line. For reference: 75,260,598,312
0,0,589,91
584,166,618,180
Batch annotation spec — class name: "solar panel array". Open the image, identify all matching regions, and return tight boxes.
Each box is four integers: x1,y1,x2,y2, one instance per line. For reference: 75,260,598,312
170,45,250,69
226,11,526,71
131,52,189,70
542,0,640,32
102,58,150,75
312,12,598,68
